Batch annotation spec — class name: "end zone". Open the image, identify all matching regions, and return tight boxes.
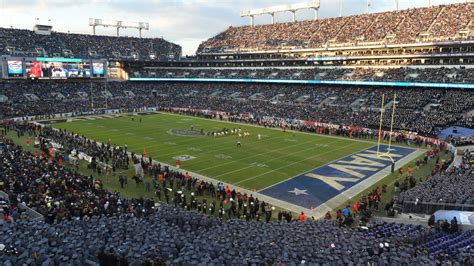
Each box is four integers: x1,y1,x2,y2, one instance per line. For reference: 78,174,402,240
259,144,419,212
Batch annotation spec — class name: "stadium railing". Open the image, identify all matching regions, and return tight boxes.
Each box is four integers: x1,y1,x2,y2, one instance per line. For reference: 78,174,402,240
401,201,474,214
0,190,45,221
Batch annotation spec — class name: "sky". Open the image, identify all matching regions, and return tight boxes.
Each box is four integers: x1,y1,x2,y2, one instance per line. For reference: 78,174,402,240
0,0,470,55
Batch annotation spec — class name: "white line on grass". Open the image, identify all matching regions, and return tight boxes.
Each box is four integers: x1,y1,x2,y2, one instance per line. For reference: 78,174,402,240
191,138,342,173
236,141,364,186
210,139,344,178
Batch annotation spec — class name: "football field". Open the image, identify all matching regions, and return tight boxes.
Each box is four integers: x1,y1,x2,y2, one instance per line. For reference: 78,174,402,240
51,112,419,212
52,113,371,189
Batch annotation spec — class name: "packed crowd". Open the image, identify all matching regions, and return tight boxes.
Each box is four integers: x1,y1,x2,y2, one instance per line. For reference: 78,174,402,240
397,150,474,207
1,81,473,137
0,135,156,223
1,206,471,265
1,133,473,264
1,100,473,264
1,132,473,264
3,124,279,224
0,28,181,60
130,67,474,84
198,3,472,53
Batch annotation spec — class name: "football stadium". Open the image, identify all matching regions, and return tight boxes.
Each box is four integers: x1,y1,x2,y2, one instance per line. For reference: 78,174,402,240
0,0,473,264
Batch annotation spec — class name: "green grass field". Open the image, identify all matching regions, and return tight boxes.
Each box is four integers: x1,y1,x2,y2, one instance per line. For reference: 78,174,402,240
52,113,374,191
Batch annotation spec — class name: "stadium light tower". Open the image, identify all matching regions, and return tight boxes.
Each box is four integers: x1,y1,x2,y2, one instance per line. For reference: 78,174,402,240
313,7,319,20
89,18,149,37
339,0,343,17
241,1,320,26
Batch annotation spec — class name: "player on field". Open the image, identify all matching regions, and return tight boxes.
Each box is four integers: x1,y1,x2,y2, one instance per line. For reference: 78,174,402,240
237,140,241,147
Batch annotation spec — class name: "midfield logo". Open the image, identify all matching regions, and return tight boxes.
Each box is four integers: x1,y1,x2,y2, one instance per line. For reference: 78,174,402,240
173,155,196,161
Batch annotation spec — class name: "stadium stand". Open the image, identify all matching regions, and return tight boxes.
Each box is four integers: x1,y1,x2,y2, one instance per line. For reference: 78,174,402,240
1,82,473,136
128,67,474,83
198,3,473,53
2,205,472,265
397,150,474,210
0,28,181,60
1,1,474,264
0,133,472,265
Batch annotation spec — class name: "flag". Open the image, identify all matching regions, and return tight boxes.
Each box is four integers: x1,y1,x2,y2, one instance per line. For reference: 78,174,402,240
143,146,147,158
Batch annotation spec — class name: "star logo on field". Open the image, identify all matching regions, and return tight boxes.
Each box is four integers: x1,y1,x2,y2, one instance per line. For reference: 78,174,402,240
288,188,308,196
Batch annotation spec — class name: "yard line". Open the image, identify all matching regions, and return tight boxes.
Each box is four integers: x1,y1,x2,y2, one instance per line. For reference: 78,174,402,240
162,112,383,146
204,139,344,175
55,116,340,171
129,130,299,159
58,113,372,160
57,119,313,167
85,119,292,154
235,141,365,185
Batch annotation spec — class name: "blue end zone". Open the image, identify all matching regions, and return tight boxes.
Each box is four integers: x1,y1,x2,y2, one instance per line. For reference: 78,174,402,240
260,144,416,210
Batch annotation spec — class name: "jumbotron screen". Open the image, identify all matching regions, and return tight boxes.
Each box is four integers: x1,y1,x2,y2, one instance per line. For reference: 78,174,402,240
7,60,23,78
25,60,91,79
92,62,106,78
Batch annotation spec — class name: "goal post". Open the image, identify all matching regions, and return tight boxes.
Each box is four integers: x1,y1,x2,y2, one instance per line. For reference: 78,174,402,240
376,93,397,163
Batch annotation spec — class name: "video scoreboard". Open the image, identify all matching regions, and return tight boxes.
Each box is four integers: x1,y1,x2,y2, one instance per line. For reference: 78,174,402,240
1,57,107,79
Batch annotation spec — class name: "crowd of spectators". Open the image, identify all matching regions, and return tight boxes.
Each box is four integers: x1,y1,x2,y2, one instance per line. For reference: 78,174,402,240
130,67,474,84
198,3,472,53
1,81,472,137
1,85,473,264
397,150,474,207
0,134,472,264
2,206,471,265
0,28,181,60
0,135,156,223
3,124,279,224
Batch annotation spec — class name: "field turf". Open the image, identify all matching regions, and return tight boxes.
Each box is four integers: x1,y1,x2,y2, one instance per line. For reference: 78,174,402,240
52,113,374,191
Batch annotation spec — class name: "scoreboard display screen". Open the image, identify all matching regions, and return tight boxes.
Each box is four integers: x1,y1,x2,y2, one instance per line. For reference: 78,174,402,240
92,62,106,78
25,60,91,79
7,60,23,78
3,58,104,79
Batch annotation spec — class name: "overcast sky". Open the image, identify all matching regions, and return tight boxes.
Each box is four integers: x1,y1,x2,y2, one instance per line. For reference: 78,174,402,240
0,0,469,55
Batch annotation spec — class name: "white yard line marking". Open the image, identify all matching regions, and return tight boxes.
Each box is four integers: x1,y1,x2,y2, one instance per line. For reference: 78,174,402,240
211,139,344,178
193,138,341,172
237,141,365,186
